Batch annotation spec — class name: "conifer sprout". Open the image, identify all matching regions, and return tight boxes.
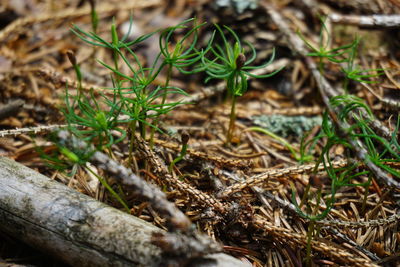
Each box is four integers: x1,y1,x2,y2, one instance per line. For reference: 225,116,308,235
201,24,283,144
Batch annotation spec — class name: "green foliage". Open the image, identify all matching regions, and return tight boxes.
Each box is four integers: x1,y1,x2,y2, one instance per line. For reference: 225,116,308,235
63,86,126,151
43,17,218,212
339,37,385,91
70,18,204,149
40,133,130,212
159,19,208,73
298,17,385,87
202,24,282,143
296,22,394,259
293,96,400,222
38,130,94,177
294,18,396,230
297,16,357,71
202,24,281,97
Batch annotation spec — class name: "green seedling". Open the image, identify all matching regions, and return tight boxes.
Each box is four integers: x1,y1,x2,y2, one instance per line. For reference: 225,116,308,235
297,16,358,72
330,94,400,175
295,18,398,230
298,18,385,91
159,18,207,74
292,93,400,263
294,94,400,219
63,86,126,154
71,18,204,167
149,18,208,147
72,16,155,51
202,24,282,144
339,37,385,91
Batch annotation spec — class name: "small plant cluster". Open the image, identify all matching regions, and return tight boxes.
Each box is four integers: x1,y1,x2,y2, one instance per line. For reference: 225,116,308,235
298,17,385,93
295,18,400,264
61,17,281,154
42,17,281,206
293,17,400,221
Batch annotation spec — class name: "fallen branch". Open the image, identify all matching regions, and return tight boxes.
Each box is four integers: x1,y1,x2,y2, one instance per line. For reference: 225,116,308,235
0,156,247,266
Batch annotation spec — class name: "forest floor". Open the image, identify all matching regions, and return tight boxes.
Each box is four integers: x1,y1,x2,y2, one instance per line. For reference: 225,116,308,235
1,0,400,266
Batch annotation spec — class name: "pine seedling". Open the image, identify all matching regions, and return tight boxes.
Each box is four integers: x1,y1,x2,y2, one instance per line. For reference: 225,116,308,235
201,24,282,144
159,18,208,74
63,86,126,153
70,17,206,168
339,37,385,91
298,19,385,90
292,95,400,222
330,94,400,177
71,16,156,51
148,18,208,146
297,16,358,72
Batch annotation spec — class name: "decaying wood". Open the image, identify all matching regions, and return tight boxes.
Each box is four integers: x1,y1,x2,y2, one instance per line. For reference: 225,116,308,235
0,157,247,267
0,100,24,121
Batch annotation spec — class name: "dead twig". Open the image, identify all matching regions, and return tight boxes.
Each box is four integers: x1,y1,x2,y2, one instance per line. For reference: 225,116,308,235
0,124,69,137
329,13,400,28
218,159,347,198
136,137,227,214
253,215,379,267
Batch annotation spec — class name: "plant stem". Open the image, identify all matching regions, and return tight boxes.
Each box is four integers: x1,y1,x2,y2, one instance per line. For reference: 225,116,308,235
361,175,372,214
149,64,173,148
139,113,147,139
343,76,349,93
227,95,237,144
306,221,314,266
128,120,137,168
300,182,311,208
85,165,130,213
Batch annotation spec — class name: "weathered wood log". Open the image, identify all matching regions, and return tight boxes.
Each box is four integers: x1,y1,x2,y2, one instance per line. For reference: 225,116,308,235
0,157,247,267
